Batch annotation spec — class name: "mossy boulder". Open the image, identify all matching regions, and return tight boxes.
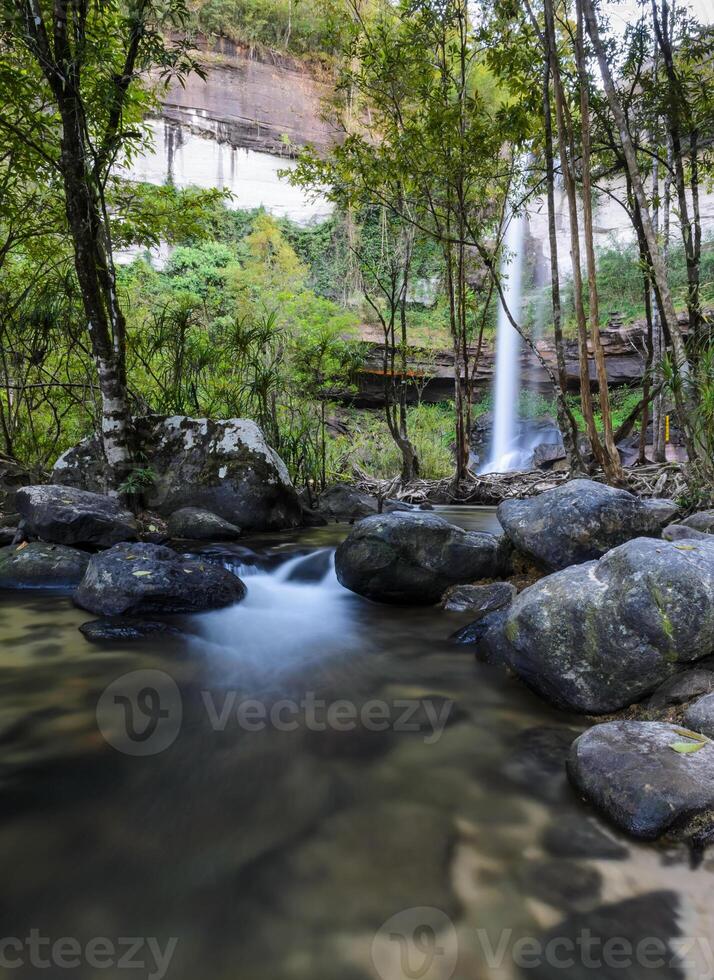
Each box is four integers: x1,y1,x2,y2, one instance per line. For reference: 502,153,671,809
52,416,301,532
17,485,137,548
497,479,678,571
478,536,714,714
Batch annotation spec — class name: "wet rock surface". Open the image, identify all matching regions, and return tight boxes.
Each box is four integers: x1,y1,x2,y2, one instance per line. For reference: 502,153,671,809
568,720,714,840
0,542,90,589
440,580,516,614
335,511,511,604
16,485,137,548
497,479,678,570
74,541,246,616
485,536,714,713
684,693,714,738
79,618,183,642
647,669,714,709
167,506,241,541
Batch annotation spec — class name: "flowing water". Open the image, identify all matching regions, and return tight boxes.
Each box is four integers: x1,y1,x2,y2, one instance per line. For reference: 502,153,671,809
0,509,710,979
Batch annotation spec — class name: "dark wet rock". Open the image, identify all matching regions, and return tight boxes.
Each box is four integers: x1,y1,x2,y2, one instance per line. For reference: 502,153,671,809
52,416,301,531
316,483,377,522
284,549,332,583
267,802,457,928
518,858,602,911
0,527,18,546
16,485,137,548
683,693,714,738
451,607,512,666
541,814,628,860
335,511,511,605
497,479,678,571
0,542,90,589
681,509,714,533
0,459,30,514
647,670,714,709
167,506,241,541
300,506,328,527
662,523,711,542
74,541,246,616
440,581,516,614
525,892,684,980
486,537,714,714
568,720,714,840
503,726,579,804
79,618,183,643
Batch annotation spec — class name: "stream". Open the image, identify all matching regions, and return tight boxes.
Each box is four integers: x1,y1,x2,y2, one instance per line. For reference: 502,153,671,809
0,507,710,979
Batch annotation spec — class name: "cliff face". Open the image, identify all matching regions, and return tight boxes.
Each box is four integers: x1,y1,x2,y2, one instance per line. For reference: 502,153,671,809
162,37,337,155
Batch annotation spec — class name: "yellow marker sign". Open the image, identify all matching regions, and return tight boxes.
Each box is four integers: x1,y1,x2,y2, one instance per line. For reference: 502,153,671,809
665,415,670,443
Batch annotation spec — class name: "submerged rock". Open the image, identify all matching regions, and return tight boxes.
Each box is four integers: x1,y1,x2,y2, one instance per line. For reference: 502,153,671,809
52,416,301,531
79,618,183,643
497,479,678,570
483,536,714,713
167,506,241,541
335,511,511,605
0,541,89,589
74,542,246,616
451,606,512,665
440,581,516,614
569,720,714,840
684,693,714,738
16,485,137,548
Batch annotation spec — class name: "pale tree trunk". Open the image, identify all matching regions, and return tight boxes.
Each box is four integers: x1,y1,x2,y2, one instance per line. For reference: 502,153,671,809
542,61,583,470
575,0,622,482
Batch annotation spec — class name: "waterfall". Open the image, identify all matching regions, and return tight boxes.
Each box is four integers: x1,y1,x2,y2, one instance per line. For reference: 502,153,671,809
482,212,527,473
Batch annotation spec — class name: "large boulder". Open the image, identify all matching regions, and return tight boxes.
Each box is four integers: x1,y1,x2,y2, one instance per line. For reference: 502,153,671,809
335,511,511,605
0,542,89,589
475,536,714,714
53,416,301,531
74,542,246,616
16,485,137,548
497,478,678,570
167,507,241,541
569,720,714,840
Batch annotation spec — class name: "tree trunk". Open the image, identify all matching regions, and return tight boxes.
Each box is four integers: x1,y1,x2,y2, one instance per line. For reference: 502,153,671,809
544,0,607,474
58,100,133,491
575,0,622,483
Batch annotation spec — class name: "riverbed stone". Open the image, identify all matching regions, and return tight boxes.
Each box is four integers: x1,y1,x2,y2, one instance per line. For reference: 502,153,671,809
167,506,241,541
335,511,511,604
683,693,714,738
0,541,90,589
541,814,628,860
16,485,138,548
483,536,714,713
52,416,302,531
681,509,714,533
440,581,516,614
662,523,711,542
79,618,183,643
74,541,246,616
451,606,513,665
647,669,714,709
568,720,714,840
497,479,678,570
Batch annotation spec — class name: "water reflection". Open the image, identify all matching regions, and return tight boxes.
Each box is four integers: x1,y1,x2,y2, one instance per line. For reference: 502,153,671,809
0,509,708,979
